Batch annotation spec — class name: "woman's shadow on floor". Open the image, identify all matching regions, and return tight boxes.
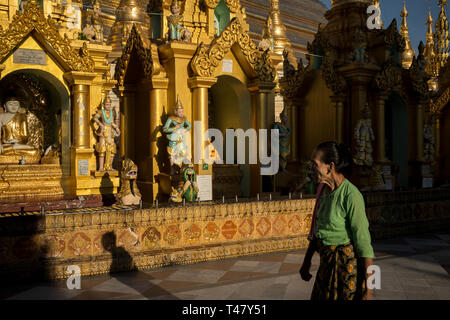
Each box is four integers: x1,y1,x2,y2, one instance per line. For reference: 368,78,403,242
101,231,179,299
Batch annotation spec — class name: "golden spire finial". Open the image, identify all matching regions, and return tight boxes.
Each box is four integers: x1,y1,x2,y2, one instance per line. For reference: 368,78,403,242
268,0,291,55
424,4,438,80
400,0,414,69
435,0,449,67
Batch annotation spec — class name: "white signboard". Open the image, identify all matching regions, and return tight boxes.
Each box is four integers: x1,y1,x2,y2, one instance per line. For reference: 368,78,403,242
384,178,393,191
382,165,391,175
422,177,433,189
222,59,233,73
78,159,89,176
13,49,47,66
197,175,212,201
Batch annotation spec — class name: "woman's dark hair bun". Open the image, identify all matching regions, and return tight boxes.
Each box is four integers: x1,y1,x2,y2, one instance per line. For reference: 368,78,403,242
314,141,352,176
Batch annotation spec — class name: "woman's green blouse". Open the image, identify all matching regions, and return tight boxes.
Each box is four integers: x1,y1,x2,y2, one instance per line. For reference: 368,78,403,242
314,179,375,258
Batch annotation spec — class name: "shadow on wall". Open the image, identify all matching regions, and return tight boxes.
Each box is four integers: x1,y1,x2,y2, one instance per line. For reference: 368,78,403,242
101,231,179,299
100,172,116,206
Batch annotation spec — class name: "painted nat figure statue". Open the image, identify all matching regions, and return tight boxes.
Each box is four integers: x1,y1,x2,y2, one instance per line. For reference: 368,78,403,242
163,95,192,176
353,103,375,167
92,96,120,171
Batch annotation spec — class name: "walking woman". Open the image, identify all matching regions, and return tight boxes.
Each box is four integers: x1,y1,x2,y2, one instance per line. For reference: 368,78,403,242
299,141,374,300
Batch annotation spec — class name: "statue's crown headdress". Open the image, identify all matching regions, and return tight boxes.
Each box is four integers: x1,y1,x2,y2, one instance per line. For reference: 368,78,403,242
174,94,184,111
103,96,112,105
171,0,179,7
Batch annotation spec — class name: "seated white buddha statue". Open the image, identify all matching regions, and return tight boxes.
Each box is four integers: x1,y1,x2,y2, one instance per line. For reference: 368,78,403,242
0,97,42,161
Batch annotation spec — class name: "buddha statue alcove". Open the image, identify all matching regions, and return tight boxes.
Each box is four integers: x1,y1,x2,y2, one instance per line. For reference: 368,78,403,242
0,97,43,164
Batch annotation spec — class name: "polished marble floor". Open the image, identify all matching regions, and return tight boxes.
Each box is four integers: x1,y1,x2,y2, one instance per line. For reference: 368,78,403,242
1,232,450,300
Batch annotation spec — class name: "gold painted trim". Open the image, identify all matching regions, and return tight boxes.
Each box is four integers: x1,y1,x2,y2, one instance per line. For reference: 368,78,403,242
190,17,275,82
114,24,154,87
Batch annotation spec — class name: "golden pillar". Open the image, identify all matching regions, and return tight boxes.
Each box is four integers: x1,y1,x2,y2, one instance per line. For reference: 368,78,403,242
248,80,276,195
188,77,217,175
117,86,126,159
63,71,97,196
375,94,388,163
331,96,345,143
149,77,169,200
416,102,425,162
122,87,136,160
434,115,441,175
288,100,298,162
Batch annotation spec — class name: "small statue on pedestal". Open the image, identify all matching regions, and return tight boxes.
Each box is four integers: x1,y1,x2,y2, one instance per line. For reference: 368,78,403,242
163,95,192,176
93,96,120,171
353,103,375,166
170,164,199,202
167,0,192,42
273,107,291,171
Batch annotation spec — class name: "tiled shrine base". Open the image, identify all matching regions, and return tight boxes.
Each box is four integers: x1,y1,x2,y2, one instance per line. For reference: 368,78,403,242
0,199,315,283
1,190,449,284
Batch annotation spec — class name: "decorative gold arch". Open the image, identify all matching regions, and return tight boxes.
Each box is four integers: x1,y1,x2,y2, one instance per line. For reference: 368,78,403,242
114,24,154,87
190,17,275,82
0,0,94,72
204,0,241,12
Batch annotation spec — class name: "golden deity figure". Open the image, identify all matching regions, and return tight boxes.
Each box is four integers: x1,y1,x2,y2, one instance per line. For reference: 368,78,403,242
92,96,120,171
353,104,375,166
0,96,42,163
166,0,192,42
162,95,192,175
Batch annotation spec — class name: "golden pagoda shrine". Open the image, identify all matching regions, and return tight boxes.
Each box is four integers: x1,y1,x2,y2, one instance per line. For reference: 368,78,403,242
0,0,449,284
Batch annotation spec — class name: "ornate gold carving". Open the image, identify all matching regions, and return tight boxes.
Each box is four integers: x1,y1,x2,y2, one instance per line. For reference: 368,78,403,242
384,19,406,53
0,164,64,202
0,0,94,72
322,57,347,95
114,24,153,87
430,87,450,115
280,49,305,102
375,57,403,94
190,18,275,82
203,0,220,9
224,0,241,13
434,0,449,67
